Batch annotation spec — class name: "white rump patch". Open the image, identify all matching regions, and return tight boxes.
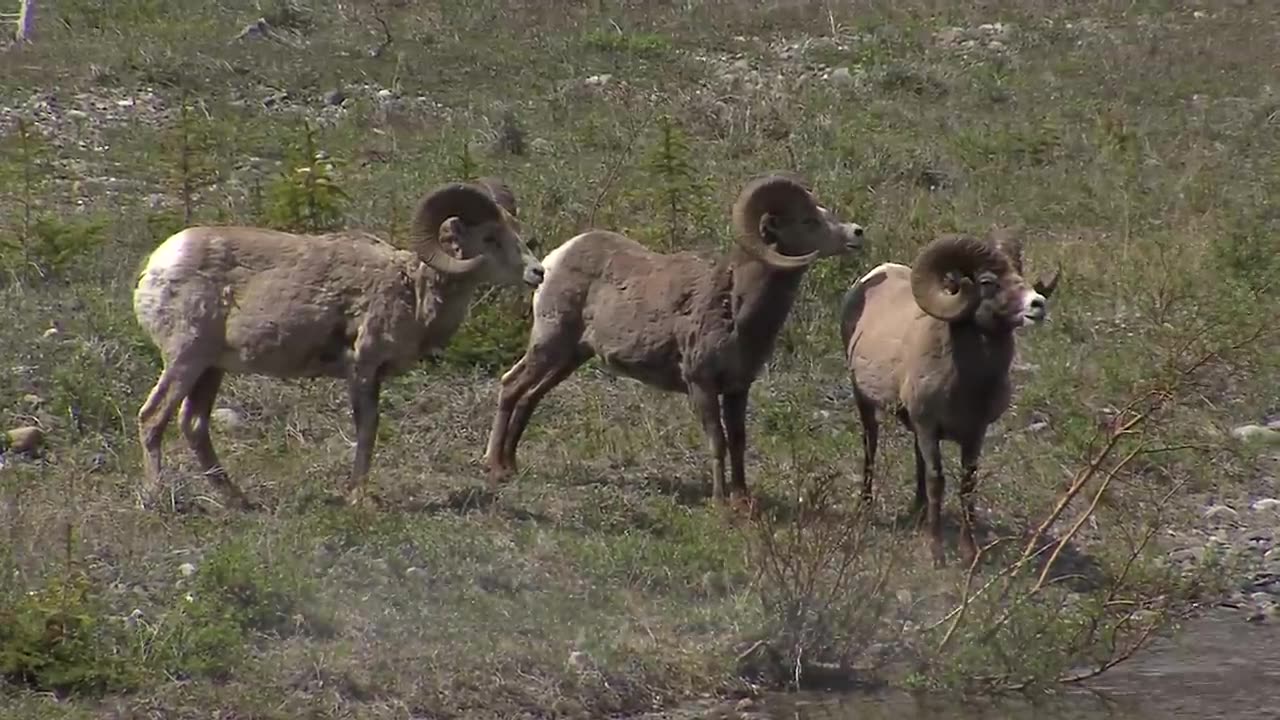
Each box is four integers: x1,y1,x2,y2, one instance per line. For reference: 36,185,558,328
142,228,194,275
133,230,196,334
532,232,589,303
857,262,908,286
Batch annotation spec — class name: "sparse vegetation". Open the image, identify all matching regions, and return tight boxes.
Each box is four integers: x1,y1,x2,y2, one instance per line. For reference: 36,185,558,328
1,1,1278,719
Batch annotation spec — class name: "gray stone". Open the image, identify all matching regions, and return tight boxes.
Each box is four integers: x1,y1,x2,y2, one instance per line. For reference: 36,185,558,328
1252,498,1280,513
1203,504,1238,519
211,408,246,430
830,66,854,86
323,89,345,106
1232,424,1280,443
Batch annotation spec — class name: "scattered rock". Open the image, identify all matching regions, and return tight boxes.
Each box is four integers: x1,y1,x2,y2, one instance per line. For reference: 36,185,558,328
583,73,613,87
5,426,44,454
1232,424,1280,443
235,18,271,42
178,562,197,578
1204,504,1238,520
829,66,854,86
211,408,246,430
323,89,346,106
1252,498,1280,513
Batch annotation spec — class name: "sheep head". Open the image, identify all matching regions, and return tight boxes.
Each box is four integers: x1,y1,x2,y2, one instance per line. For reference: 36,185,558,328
731,173,862,271
411,182,544,288
910,233,1048,331
990,224,1062,301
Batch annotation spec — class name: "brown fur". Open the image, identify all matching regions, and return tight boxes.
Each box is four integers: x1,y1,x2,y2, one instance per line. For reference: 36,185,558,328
840,229,1060,566
485,173,866,503
133,180,542,508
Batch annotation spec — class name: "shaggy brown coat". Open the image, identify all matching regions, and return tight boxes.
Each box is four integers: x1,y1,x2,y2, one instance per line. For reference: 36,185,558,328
133,181,542,508
840,228,1060,566
485,173,865,502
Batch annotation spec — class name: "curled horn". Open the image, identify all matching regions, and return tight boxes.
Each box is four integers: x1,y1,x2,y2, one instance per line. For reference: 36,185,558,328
988,224,1024,274
410,183,504,275
475,176,519,218
731,174,821,270
910,234,1012,322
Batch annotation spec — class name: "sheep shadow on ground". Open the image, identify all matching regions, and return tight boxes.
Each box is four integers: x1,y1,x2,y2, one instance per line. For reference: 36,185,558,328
398,485,554,524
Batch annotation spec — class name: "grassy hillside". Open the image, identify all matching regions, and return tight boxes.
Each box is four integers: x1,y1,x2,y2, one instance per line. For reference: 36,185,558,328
1,1,1278,718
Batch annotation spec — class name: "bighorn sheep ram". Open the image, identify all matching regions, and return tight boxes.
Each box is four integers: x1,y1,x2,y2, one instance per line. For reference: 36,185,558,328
484,172,866,503
840,228,1060,566
133,179,543,508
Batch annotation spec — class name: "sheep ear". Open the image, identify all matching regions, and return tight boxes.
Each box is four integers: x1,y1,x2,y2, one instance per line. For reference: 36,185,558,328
439,216,467,239
758,212,781,240
1033,268,1062,298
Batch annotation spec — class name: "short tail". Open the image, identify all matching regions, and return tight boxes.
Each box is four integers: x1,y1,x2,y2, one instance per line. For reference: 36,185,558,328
838,282,867,356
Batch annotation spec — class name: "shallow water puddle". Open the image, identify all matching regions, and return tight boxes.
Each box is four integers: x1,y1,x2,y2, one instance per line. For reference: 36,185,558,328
760,610,1280,720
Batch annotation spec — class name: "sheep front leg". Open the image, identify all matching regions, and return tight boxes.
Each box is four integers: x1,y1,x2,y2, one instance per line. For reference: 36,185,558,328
689,385,727,503
722,390,750,502
914,426,948,567
957,434,985,566
345,366,383,504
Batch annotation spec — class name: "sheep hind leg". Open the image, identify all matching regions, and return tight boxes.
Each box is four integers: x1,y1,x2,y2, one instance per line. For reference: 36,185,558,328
956,435,986,567
494,351,586,486
853,391,879,509
485,354,538,482
178,368,251,510
137,357,209,508
689,386,727,504
897,410,927,530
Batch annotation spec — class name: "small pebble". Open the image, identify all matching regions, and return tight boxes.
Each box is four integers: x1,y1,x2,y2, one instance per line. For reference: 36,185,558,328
830,66,854,87
5,426,44,454
178,562,197,578
211,408,245,430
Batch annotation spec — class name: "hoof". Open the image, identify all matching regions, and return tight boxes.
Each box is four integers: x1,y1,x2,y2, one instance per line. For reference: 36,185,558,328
486,463,515,488
229,494,262,512
344,485,387,509
728,492,759,519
